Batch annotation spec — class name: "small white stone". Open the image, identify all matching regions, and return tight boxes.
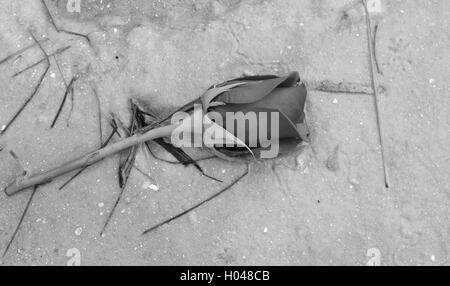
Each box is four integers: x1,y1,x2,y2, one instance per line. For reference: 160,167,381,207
333,98,338,104
98,202,104,208
429,78,435,84
50,72,56,78
74,227,83,236
263,227,268,233
431,255,436,262
1,125,6,132
143,181,159,191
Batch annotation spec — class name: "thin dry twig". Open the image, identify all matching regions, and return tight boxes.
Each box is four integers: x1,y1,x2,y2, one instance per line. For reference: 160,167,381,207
12,46,70,78
152,139,223,183
51,54,74,127
0,31,51,136
2,186,38,258
373,23,383,75
100,106,139,236
142,163,249,235
41,0,91,45
59,122,119,190
50,77,76,128
4,123,177,196
132,164,155,182
145,144,215,165
362,0,391,188
0,38,50,66
92,88,103,147
305,80,384,95
9,150,27,176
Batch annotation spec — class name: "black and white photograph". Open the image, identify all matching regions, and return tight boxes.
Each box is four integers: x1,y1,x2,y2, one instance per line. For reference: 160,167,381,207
0,0,448,269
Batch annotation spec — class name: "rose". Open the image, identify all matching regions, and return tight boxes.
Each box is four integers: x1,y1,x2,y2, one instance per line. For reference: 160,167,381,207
204,71,309,158
171,71,309,159
4,72,309,196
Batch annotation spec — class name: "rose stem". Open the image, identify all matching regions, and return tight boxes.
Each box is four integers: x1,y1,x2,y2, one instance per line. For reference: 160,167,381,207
362,0,391,188
3,124,178,197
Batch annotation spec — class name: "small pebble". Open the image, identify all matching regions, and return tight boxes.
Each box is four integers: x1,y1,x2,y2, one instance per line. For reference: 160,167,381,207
263,227,268,233
74,227,83,236
98,202,104,208
326,146,340,172
148,184,159,191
